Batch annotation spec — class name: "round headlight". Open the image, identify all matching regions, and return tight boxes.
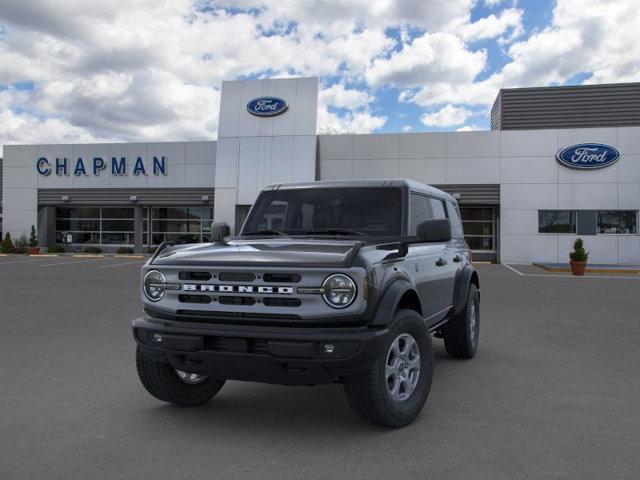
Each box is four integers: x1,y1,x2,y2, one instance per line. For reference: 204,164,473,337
144,270,166,302
322,274,357,309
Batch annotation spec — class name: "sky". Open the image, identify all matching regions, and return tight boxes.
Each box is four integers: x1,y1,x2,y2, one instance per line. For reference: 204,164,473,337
0,0,638,154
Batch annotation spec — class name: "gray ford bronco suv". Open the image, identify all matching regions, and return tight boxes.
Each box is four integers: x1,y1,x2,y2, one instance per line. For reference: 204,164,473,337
133,180,480,427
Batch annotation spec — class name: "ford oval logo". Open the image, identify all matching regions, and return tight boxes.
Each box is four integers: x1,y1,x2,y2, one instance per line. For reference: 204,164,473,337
556,143,620,170
246,97,288,117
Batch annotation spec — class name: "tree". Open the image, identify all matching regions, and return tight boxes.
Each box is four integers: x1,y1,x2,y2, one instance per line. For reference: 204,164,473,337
1,232,15,253
29,225,38,248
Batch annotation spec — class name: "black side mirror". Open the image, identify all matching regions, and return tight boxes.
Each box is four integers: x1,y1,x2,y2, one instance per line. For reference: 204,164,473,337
210,222,230,243
417,219,452,243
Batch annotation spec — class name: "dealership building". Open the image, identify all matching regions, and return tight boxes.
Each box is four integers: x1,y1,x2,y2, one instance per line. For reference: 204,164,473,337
1,78,639,263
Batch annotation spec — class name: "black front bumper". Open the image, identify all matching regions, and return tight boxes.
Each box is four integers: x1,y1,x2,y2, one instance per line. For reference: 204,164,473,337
132,316,389,386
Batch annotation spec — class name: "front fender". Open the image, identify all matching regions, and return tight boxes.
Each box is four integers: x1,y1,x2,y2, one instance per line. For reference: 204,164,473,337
369,278,421,327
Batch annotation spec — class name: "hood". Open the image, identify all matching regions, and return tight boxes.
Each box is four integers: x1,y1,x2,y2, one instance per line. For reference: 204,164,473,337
151,238,361,268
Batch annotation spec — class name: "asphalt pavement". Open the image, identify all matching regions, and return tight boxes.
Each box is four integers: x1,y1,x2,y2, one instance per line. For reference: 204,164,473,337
1,256,639,479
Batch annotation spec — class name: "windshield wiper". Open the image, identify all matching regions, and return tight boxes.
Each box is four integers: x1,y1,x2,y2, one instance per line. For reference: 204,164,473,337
243,229,287,236
305,228,365,236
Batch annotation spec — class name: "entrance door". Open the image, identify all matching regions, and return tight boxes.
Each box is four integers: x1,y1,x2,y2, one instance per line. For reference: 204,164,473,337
459,206,497,262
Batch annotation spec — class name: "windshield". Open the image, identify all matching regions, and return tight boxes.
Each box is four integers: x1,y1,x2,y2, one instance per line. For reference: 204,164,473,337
241,188,403,236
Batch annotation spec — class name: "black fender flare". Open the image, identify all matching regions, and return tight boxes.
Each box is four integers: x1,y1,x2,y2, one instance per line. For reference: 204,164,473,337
452,264,480,316
369,278,422,326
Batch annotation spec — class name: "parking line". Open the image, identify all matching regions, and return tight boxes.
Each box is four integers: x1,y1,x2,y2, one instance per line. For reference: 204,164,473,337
502,263,524,276
0,257,56,266
38,258,103,267
503,263,640,280
98,260,145,269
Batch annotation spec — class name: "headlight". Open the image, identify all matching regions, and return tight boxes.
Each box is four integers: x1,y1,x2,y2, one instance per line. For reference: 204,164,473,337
144,270,166,302
322,274,357,308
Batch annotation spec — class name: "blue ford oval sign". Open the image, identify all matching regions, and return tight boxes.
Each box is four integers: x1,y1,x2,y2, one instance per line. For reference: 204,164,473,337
556,143,620,170
247,97,288,117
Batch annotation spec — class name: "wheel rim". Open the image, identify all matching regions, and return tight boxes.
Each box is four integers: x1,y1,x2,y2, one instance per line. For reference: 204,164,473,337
385,333,421,402
469,301,478,344
175,369,208,384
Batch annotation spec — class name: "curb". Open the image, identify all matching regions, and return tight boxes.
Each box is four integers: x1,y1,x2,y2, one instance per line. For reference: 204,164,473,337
114,254,145,259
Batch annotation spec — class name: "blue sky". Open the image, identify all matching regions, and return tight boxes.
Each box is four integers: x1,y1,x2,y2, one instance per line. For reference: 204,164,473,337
0,0,637,150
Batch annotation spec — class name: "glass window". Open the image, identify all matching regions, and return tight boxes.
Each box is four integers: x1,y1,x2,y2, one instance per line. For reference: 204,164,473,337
149,206,214,245
242,188,403,236
459,207,495,252
597,211,638,234
538,210,577,233
101,207,134,219
446,200,464,238
409,193,431,235
429,198,447,219
56,207,100,219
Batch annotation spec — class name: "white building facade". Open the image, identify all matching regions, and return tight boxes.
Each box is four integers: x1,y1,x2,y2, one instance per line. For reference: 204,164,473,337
2,77,639,264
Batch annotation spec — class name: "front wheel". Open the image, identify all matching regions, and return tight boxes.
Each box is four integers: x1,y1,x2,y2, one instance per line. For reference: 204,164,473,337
343,309,434,428
136,347,226,406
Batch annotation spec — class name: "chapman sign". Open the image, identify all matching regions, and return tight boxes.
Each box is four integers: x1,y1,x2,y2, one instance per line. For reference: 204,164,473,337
36,156,167,177
556,143,620,170
246,97,288,117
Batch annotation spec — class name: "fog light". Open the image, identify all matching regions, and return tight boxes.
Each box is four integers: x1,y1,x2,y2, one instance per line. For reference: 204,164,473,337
152,333,163,344
322,343,336,355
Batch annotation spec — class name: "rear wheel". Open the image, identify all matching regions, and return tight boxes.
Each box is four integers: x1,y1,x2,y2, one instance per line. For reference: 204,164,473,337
443,283,480,359
343,309,434,428
136,347,226,406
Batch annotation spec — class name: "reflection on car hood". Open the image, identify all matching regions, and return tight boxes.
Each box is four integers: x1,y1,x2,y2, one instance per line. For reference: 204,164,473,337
152,238,362,268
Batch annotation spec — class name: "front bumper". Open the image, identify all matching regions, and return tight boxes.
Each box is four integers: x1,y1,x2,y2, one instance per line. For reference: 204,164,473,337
132,316,389,385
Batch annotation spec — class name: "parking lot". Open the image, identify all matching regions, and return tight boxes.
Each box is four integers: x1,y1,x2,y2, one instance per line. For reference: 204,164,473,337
1,256,639,479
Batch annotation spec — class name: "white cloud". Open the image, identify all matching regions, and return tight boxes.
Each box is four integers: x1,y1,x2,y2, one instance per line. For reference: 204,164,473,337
319,84,373,110
420,105,472,127
366,32,486,88
456,125,484,132
0,0,638,147
402,125,413,132
459,7,523,42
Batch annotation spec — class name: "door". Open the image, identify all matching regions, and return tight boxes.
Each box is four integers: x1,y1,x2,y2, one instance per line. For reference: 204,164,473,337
428,197,457,317
408,193,454,323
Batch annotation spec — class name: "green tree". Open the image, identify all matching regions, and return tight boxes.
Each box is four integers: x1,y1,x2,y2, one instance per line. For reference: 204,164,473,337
29,225,38,248
1,232,15,253
569,238,589,262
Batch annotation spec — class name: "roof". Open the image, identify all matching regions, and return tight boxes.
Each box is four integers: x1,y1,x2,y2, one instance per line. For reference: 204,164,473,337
263,179,454,200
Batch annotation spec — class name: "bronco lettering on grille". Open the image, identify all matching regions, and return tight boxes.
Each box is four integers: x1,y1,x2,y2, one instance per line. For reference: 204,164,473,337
182,284,294,294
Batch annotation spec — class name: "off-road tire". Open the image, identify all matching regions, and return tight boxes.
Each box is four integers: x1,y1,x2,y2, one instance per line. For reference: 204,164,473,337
443,283,479,359
136,347,226,406
343,309,434,428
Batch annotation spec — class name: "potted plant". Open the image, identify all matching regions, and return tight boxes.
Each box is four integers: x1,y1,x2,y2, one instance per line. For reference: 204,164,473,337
28,225,40,255
569,238,589,276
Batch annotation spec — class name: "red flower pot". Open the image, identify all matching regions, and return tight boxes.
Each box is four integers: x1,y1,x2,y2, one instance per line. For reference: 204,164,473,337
569,261,587,276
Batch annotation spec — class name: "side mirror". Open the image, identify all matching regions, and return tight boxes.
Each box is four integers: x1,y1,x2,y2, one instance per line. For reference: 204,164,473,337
210,222,230,243
417,219,452,243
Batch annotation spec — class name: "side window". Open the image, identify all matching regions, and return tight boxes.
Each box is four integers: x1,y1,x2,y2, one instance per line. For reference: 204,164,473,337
429,197,447,219
446,200,464,238
409,193,431,235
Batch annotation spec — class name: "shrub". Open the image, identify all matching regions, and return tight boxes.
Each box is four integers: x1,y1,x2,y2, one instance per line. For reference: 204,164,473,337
47,244,65,254
569,238,589,262
29,225,38,248
116,247,135,254
148,246,158,254
83,246,103,254
1,233,15,253
13,235,29,254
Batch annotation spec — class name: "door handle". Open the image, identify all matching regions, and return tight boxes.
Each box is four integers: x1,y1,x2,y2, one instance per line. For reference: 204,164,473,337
435,257,447,267
453,255,461,263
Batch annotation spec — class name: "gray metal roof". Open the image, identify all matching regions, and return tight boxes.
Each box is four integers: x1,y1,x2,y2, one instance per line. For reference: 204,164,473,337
491,82,640,130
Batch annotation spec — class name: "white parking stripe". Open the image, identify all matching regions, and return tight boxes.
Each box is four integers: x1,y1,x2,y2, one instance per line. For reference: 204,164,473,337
98,260,145,269
38,258,103,267
0,258,55,265
502,263,524,276
503,263,640,280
